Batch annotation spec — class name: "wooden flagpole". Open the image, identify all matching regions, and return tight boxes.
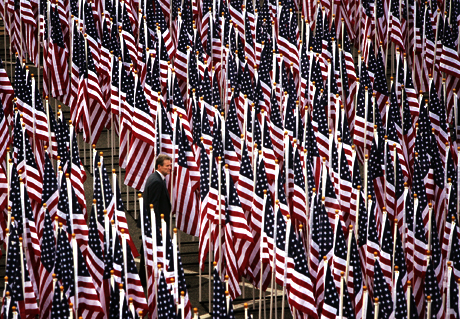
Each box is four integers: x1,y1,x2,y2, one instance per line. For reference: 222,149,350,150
71,232,78,315
259,190,267,319
217,156,222,275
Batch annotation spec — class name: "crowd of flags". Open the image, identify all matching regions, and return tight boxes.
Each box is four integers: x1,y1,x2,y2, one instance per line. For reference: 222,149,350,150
1,0,460,317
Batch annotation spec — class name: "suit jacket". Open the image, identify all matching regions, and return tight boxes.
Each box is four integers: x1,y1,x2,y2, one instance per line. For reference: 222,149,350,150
143,171,171,231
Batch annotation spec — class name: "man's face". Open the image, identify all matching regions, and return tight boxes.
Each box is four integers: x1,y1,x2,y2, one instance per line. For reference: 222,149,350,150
158,160,172,176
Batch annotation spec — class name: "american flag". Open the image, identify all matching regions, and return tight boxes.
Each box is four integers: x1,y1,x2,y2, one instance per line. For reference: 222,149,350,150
64,21,80,113
373,258,394,318
50,280,66,319
236,140,254,215
365,200,380,290
112,231,148,314
332,216,350,291
74,241,105,319
198,143,211,269
224,176,253,299
368,48,389,122
269,91,285,160
174,249,192,319
0,103,10,168
411,162,429,316
6,224,39,319
83,1,101,71
39,152,59,236
44,3,69,98
424,257,443,319
321,262,339,319
118,66,135,169
0,58,14,125
261,116,276,181
69,178,90,255
212,267,230,319
87,203,105,293
348,232,364,319
124,82,156,191
380,216,394,288
140,206,158,319
447,264,459,319
55,227,75,299
10,167,40,291
157,270,176,319
394,267,408,319
388,0,404,50
86,39,107,146
353,66,374,161
0,164,6,226
108,274,120,319
174,125,199,237
23,130,43,207
39,209,56,318
284,219,318,319
69,128,87,219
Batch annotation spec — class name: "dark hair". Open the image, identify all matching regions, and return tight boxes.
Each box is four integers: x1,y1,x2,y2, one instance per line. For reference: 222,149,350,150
156,154,172,169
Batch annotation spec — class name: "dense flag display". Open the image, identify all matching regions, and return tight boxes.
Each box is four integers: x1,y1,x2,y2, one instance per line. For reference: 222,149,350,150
1,0,460,318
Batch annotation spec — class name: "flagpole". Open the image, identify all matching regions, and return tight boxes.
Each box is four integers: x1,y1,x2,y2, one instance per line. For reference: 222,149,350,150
447,216,456,262
269,200,279,319
4,289,10,318
446,262,452,317
121,229,129,297
7,155,11,223
110,54,114,173
31,75,37,150
18,237,25,304
281,214,290,319
3,0,7,67
45,97,53,166
285,132,289,199
71,232,78,315
117,52,122,189
364,154,369,210
208,147,213,313
66,174,75,232
321,157,326,201
454,92,458,141
170,109,178,236
427,202,433,251
150,204,158,317
119,283,125,319
129,298,136,318
457,146,460,218
217,156,222,275
392,218,398,280
364,196,373,284
173,228,179,302
138,194,149,303
19,178,27,252
4,227,9,270
259,190,267,319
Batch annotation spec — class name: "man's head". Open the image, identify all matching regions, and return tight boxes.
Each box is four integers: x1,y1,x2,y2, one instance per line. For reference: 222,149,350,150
155,154,172,176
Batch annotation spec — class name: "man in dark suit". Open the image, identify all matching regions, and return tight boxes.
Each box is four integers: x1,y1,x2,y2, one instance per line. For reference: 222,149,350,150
139,154,172,288
143,154,172,232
